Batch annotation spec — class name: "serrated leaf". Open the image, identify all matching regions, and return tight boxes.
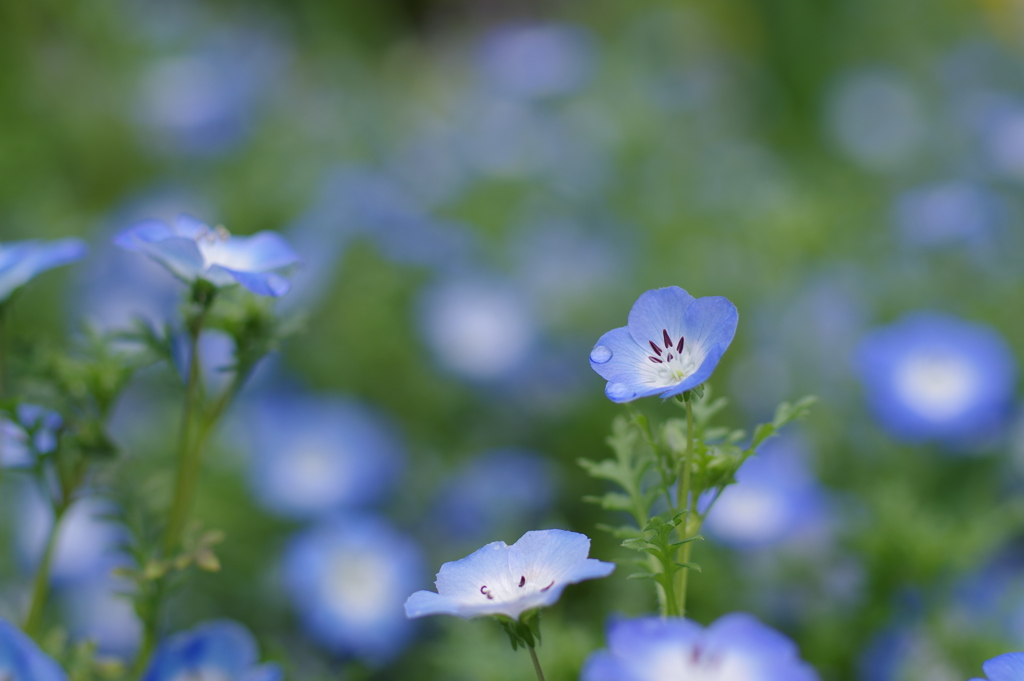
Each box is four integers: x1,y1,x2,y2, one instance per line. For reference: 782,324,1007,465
751,423,775,448
627,572,655,580
675,562,702,572
595,523,643,539
621,538,650,551
669,534,704,547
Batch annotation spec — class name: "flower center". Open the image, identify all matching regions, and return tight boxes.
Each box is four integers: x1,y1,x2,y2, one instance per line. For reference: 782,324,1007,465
646,329,696,386
477,575,555,602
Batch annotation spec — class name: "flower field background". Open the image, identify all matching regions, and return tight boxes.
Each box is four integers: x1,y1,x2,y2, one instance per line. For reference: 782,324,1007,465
2,1,1024,680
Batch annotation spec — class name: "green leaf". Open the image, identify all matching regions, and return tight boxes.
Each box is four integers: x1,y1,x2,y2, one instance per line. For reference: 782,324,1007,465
669,534,704,547
626,572,655,580
621,538,651,551
675,562,702,572
584,492,635,512
596,523,643,539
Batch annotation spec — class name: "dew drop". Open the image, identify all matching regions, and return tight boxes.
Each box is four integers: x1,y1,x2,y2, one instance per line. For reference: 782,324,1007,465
590,345,612,364
606,382,633,401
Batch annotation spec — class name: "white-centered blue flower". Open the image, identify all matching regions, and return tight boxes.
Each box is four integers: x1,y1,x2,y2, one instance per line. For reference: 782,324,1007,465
971,653,1024,681
0,616,67,681
115,214,300,297
283,515,423,664
855,312,1017,444
581,614,819,681
0,238,87,304
142,620,280,681
589,287,738,403
405,529,614,621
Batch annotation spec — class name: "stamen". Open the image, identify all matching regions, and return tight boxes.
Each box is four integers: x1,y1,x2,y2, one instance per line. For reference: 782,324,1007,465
540,581,555,592
519,576,526,587
649,340,663,356
667,353,674,361
649,356,663,364
480,585,493,600
663,329,672,348
677,336,685,353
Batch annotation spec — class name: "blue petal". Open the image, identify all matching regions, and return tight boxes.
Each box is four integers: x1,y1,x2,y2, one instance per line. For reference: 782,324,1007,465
210,231,301,271
0,617,68,681
589,327,648,384
983,653,1024,681
175,213,213,238
219,267,292,297
680,295,739,360
626,287,695,349
507,529,592,579
115,221,205,282
579,651,631,681
434,540,513,600
404,591,464,619
0,238,88,302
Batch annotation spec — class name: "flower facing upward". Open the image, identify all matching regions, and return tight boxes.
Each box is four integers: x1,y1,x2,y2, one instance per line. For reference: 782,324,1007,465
404,529,614,621
590,287,738,403
0,238,87,304
115,214,300,297
581,614,819,681
0,616,67,681
142,620,280,681
971,653,1024,681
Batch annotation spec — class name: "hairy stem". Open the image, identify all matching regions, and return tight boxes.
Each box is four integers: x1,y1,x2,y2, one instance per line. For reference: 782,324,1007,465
527,643,547,681
675,398,696,617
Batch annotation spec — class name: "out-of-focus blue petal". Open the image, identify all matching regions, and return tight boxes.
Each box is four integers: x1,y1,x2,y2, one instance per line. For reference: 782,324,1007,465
142,620,273,681
983,653,1024,681
214,267,290,297
0,616,68,681
0,238,88,302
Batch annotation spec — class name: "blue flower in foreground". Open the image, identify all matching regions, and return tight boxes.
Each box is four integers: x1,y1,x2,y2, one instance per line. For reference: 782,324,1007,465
115,214,300,297
0,238,87,304
581,614,819,681
590,287,738,403
283,515,423,663
142,620,279,681
244,394,403,519
971,653,1024,681
855,312,1017,444
0,616,67,681
405,529,614,621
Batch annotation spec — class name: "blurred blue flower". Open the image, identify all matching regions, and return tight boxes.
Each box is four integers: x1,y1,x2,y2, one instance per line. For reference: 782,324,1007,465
115,214,300,297
826,69,925,172
283,515,423,664
0,404,62,468
59,574,141,658
580,613,819,681
894,180,1003,251
405,529,613,621
0,238,88,304
0,616,67,681
135,29,288,156
704,434,830,550
971,653,1024,681
855,312,1017,445
419,276,538,382
976,98,1024,181
477,24,595,100
242,394,403,519
589,287,738,403
18,491,126,584
142,620,280,681
859,625,957,681
433,449,556,542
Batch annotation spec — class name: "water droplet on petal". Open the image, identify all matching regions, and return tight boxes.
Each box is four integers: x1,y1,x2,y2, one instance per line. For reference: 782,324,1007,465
606,382,633,401
590,345,612,363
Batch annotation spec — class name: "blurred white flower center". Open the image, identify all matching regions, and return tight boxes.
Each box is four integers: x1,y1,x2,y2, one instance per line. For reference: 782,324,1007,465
278,440,348,507
326,550,394,622
706,487,785,542
894,352,979,421
648,646,756,681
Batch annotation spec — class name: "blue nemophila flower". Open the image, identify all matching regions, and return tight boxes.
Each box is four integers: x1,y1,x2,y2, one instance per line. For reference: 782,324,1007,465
405,529,613,621
60,574,141,657
0,616,67,681
243,394,403,519
589,287,738,403
283,515,423,664
581,614,819,681
971,653,1024,681
142,620,280,681
115,214,300,297
855,312,1017,444
0,238,87,304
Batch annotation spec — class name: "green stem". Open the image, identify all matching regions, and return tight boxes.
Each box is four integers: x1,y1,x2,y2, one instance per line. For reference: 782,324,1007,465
674,398,696,618
527,643,547,681
23,504,66,638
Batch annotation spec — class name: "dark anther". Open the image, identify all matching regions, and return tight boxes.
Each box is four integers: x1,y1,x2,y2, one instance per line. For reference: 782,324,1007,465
663,329,672,348
666,353,674,361
540,581,555,592
480,585,494,600
649,356,663,364
648,340,663,356
519,576,526,587
677,336,685,353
